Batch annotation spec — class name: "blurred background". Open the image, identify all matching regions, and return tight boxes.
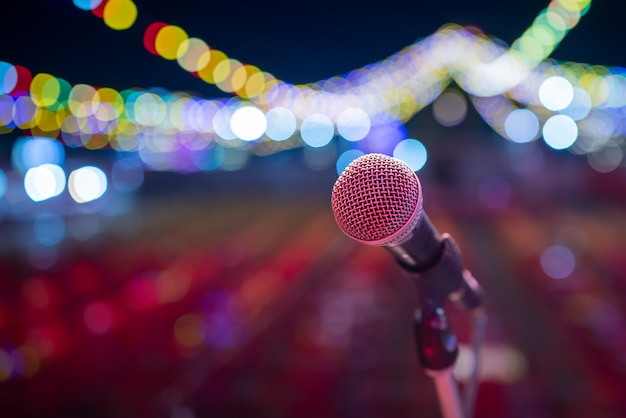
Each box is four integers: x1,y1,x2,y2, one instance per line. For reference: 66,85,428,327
1,1,626,417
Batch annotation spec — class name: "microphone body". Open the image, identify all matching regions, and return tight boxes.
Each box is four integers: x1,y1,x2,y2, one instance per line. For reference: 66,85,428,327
331,153,482,310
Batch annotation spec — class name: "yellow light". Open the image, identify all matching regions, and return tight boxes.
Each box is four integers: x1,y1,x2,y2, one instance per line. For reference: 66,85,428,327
243,68,266,99
230,62,249,93
558,0,591,12
176,38,211,72
197,49,227,84
35,108,61,132
103,0,138,30
155,25,189,60
30,73,60,108
213,58,233,84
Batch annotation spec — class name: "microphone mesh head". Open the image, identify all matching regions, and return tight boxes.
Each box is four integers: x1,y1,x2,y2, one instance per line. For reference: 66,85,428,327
331,153,422,246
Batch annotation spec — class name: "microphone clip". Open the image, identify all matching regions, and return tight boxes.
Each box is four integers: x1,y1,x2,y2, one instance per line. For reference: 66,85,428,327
398,234,483,311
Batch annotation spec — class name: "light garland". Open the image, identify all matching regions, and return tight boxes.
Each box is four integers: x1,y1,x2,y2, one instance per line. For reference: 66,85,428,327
1,0,624,173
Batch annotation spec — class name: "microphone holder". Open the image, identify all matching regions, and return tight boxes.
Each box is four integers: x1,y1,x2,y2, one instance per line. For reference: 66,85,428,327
413,298,465,418
398,234,485,418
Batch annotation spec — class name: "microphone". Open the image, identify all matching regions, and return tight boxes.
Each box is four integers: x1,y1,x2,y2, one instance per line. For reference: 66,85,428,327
331,153,482,310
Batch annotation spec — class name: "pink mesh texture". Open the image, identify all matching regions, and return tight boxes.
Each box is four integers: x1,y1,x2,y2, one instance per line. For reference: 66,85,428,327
331,153,422,246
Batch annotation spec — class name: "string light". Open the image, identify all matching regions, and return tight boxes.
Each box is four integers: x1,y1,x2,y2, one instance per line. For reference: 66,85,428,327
0,0,622,174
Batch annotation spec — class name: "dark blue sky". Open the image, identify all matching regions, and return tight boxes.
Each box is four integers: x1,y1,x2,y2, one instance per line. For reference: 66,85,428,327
1,1,624,97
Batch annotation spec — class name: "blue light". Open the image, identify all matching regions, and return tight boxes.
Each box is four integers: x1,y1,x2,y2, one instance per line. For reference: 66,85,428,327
265,107,296,141
301,114,334,148
11,137,65,173
393,138,428,171
336,149,364,175
72,0,103,11
0,62,17,94
504,109,539,143
34,213,66,246
0,169,6,198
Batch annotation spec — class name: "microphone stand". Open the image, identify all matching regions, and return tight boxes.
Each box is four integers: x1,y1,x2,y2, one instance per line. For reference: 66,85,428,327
413,303,465,418
397,234,486,418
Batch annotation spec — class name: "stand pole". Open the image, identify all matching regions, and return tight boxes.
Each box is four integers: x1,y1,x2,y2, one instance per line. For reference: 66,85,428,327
428,369,465,418
413,307,465,418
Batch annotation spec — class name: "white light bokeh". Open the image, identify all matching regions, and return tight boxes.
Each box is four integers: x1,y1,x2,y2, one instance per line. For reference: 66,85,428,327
393,138,428,171
229,106,267,141
24,164,66,202
300,114,334,148
542,115,578,150
336,107,371,141
504,109,539,143
538,76,574,111
265,107,296,141
212,106,237,140
68,166,108,203
560,87,592,121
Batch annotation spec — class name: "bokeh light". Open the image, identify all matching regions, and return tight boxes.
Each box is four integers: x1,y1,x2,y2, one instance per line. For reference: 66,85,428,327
143,22,168,55
0,61,18,94
265,107,296,141
30,73,60,108
540,245,576,279
11,137,66,173
336,107,371,141
432,89,468,127
542,114,578,149
504,109,539,143
539,76,574,111
393,138,428,171
300,114,334,148
335,149,365,175
34,213,66,246
560,87,592,120
103,0,137,30
230,106,266,141
176,38,211,72
212,106,237,140
155,25,188,60
73,0,102,10
68,166,108,203
24,164,66,202
0,169,7,198
587,143,623,173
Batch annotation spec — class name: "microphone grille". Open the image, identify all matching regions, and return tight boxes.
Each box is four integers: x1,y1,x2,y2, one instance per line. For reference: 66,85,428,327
331,153,422,246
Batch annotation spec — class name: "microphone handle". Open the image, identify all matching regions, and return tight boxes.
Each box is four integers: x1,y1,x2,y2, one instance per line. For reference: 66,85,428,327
386,212,443,270
386,213,483,310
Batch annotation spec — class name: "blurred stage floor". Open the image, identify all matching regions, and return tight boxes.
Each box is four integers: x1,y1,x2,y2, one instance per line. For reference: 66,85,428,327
1,187,626,418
